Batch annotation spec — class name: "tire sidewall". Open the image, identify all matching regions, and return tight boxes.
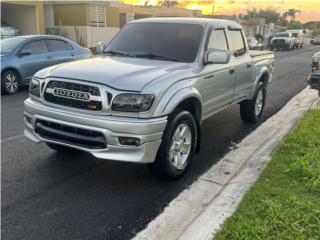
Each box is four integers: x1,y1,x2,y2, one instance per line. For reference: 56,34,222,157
254,82,266,119
155,110,197,179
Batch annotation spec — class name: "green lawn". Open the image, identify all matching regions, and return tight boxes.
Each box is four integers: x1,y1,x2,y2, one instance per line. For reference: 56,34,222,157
215,110,320,240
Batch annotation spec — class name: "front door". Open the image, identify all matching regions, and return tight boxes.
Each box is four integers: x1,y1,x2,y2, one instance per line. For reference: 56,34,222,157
198,27,236,116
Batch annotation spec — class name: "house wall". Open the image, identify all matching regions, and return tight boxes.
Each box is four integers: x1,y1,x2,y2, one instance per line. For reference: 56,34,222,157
106,6,120,27
53,4,88,26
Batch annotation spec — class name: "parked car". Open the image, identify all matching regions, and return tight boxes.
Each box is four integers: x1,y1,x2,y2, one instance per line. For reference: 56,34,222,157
1,35,92,94
0,21,18,39
24,18,274,179
247,37,264,50
311,36,320,45
308,51,320,96
287,30,304,48
270,32,295,51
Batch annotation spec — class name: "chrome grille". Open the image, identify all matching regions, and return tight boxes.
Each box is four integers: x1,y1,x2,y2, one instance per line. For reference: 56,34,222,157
44,81,102,111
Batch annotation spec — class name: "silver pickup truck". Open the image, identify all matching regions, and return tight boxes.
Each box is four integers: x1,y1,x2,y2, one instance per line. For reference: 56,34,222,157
24,18,274,179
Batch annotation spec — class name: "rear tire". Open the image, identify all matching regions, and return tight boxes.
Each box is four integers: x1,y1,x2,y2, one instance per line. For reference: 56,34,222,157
46,143,78,153
240,82,266,123
149,110,197,180
1,70,19,94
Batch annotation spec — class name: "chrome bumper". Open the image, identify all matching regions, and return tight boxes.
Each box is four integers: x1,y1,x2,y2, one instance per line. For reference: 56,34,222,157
24,98,167,163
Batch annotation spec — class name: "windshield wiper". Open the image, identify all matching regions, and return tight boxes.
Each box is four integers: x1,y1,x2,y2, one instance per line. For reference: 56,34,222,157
134,53,183,62
103,50,131,57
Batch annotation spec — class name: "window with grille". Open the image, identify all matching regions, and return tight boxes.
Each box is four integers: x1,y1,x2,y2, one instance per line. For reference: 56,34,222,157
90,6,106,27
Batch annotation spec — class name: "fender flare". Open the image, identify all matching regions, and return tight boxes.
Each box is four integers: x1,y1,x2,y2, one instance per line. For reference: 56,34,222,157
154,87,203,120
250,66,270,98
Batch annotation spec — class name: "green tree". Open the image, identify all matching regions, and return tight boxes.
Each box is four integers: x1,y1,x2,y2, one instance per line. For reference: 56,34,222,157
242,8,280,24
283,9,301,22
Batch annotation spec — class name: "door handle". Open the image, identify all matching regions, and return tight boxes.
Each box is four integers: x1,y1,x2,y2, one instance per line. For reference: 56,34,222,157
47,56,53,59
71,53,75,57
229,68,235,74
247,63,252,68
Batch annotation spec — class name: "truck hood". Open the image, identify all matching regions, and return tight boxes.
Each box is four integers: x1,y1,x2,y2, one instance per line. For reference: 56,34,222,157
38,57,188,92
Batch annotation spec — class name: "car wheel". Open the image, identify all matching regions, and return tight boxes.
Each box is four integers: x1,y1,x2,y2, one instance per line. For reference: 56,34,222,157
149,110,197,179
46,143,78,153
1,70,19,94
240,82,266,123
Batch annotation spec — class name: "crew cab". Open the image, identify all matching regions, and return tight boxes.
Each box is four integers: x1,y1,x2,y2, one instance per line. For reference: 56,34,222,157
24,18,274,179
270,32,295,51
309,51,320,96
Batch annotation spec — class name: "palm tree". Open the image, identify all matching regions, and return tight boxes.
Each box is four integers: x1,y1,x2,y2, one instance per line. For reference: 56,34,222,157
283,9,301,22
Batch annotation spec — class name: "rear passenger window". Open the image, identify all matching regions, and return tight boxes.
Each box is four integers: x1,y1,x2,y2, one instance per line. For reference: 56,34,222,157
229,30,246,56
22,40,48,55
206,29,228,51
47,40,73,52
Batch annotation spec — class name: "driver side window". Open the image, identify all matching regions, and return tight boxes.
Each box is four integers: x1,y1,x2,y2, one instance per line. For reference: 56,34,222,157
206,29,229,52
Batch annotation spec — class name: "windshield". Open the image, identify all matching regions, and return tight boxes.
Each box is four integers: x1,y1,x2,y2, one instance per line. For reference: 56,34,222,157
0,37,25,54
104,22,204,63
274,33,289,38
291,33,298,37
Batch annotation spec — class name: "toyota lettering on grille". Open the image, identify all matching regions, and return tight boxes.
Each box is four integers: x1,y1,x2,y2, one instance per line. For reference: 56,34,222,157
53,88,91,101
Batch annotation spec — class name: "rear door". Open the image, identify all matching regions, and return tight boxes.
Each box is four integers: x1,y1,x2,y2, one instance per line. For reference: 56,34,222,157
46,39,76,65
199,27,236,115
18,39,51,80
227,28,254,101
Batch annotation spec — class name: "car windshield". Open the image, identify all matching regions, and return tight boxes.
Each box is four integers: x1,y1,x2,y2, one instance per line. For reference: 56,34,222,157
291,33,298,37
104,22,204,63
0,37,25,54
275,33,289,38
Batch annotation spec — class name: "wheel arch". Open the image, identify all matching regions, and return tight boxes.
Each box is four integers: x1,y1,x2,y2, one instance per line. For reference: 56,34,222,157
157,88,203,153
1,67,22,83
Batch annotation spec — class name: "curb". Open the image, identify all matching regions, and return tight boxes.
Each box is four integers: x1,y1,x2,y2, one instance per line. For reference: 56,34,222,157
133,87,319,240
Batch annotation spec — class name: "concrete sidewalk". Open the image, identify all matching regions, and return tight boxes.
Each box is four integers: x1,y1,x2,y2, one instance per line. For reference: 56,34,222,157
133,87,319,240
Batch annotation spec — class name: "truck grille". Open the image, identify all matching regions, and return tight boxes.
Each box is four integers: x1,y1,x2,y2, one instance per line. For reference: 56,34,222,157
35,120,107,149
273,39,285,44
44,81,102,111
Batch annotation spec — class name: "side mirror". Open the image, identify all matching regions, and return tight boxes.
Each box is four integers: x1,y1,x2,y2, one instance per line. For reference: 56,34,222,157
96,41,107,54
20,48,32,56
204,49,230,65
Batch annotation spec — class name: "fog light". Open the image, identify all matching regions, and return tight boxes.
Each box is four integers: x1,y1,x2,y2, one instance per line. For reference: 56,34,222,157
118,137,140,146
24,114,32,125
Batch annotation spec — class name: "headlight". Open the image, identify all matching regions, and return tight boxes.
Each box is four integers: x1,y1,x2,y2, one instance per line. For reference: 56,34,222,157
29,78,41,97
112,94,155,112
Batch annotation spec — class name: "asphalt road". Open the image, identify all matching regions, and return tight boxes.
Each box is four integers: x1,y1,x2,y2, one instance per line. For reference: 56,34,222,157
2,44,319,240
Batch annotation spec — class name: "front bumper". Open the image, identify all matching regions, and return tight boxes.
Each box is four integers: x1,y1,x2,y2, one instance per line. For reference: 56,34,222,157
24,98,167,163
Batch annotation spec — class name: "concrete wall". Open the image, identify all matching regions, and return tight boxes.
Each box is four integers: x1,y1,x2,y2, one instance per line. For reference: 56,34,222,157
87,27,119,48
56,25,119,48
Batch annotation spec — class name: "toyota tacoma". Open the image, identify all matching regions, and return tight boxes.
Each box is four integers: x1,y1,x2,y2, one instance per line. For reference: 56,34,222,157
24,18,274,179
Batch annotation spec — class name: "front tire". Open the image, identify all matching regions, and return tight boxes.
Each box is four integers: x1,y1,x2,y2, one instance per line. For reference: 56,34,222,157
240,82,266,123
149,110,197,179
1,70,19,94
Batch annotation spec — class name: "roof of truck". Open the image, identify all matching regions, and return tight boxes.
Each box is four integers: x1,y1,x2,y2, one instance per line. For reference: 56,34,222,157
131,17,241,28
